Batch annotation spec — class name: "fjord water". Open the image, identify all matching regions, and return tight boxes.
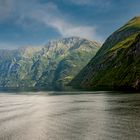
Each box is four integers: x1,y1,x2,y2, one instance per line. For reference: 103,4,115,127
0,92,140,140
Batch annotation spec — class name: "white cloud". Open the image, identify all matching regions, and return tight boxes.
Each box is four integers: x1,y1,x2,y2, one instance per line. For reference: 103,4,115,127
0,0,103,42
68,0,92,5
44,17,99,40
68,0,111,7
0,0,15,22
0,42,19,50
26,2,103,41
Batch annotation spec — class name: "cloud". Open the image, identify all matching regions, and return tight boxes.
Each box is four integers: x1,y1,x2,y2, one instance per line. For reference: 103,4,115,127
68,0,111,7
43,17,100,40
0,0,103,42
0,0,15,22
23,2,102,41
67,0,92,5
0,42,20,50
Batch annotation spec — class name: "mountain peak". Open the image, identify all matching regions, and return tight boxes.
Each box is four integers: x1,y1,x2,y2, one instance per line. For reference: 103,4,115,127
48,36,91,44
46,36,100,52
131,16,140,21
0,37,100,90
118,16,140,32
127,16,140,24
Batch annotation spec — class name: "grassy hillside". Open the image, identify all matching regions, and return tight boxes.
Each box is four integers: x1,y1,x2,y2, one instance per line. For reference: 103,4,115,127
70,17,140,91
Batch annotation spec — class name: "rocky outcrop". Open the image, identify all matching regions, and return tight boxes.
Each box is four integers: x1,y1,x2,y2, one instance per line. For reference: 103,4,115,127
0,37,100,91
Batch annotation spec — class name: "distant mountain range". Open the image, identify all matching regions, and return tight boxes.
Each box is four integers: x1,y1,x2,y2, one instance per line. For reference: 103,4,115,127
71,16,140,91
0,37,100,91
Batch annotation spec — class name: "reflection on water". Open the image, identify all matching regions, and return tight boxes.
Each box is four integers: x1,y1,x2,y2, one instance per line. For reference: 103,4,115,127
0,92,140,140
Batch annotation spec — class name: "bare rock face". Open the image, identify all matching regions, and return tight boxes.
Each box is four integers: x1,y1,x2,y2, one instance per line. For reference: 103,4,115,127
0,37,100,91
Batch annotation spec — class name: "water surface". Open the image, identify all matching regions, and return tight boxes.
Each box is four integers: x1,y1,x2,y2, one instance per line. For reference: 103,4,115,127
0,92,140,140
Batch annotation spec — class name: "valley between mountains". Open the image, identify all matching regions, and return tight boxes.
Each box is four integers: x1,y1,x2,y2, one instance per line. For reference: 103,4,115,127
1,16,140,91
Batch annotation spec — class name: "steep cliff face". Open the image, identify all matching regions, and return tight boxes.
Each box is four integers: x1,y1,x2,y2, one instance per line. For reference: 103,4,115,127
0,37,100,90
71,17,140,91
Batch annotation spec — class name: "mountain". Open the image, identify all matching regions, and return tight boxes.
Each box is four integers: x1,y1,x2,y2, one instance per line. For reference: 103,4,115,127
0,37,100,91
70,16,140,91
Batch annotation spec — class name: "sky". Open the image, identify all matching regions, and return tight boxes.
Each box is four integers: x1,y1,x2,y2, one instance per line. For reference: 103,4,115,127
0,0,140,49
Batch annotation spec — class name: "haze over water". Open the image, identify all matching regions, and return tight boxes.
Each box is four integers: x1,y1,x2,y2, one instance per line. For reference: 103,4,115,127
0,92,140,140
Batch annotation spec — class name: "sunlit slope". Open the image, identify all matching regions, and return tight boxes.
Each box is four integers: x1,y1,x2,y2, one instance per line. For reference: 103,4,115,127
71,17,140,91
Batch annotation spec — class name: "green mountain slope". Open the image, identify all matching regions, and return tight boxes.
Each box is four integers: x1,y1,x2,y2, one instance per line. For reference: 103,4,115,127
70,16,140,91
0,37,100,90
